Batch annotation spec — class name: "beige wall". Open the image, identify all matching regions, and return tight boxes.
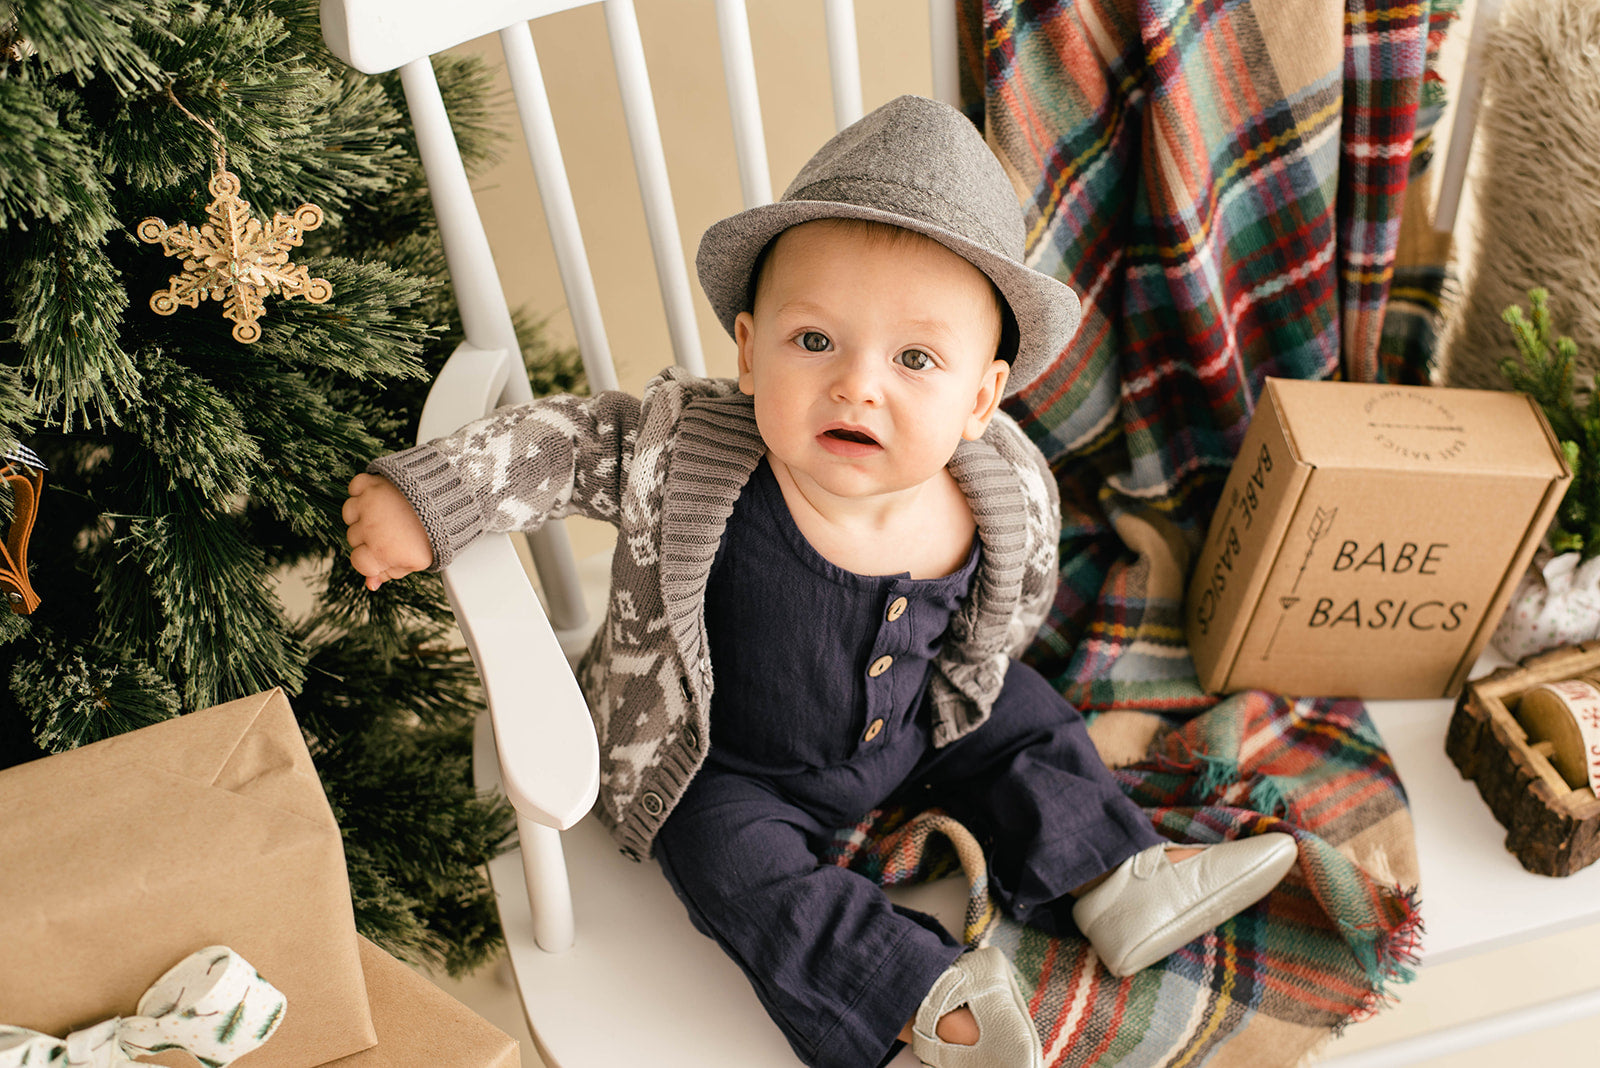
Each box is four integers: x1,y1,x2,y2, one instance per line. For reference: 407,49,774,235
451,1,935,394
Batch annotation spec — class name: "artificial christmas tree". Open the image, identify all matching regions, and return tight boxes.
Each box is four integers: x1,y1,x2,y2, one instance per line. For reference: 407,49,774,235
0,0,579,975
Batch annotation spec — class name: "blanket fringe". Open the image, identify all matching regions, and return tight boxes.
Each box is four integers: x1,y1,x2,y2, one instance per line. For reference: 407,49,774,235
1249,774,1293,817
1340,884,1425,1027
1195,750,1240,797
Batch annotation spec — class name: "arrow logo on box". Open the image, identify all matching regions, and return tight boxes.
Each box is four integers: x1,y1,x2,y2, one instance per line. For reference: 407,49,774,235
1263,511,1337,660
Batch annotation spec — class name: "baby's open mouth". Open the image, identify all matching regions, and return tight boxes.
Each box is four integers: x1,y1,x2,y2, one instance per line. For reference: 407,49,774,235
824,428,878,446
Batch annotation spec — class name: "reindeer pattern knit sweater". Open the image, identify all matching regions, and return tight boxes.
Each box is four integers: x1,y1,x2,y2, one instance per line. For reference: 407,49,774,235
369,367,1062,860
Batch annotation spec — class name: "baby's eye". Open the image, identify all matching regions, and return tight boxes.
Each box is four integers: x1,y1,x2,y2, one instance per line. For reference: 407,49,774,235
897,349,935,371
799,331,830,352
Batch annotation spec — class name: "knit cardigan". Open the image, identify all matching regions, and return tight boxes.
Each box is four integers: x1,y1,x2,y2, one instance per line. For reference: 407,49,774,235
370,367,1063,859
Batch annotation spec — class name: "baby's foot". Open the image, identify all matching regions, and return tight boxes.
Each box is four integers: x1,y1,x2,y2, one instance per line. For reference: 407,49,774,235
909,946,1041,1067
931,1005,979,1045
1071,833,1298,977
897,1005,977,1050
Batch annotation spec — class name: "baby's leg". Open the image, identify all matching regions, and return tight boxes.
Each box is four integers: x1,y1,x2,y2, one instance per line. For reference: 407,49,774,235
654,765,962,1068
902,658,1166,935
905,659,1296,976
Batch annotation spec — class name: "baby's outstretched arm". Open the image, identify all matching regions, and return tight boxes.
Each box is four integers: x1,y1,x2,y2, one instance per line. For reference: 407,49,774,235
343,473,434,590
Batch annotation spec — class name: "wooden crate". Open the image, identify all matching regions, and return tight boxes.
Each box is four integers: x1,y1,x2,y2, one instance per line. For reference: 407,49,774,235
1446,640,1600,876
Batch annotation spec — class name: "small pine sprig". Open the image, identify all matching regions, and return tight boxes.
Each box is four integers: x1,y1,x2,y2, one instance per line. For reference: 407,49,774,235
11,638,181,752
1500,288,1600,558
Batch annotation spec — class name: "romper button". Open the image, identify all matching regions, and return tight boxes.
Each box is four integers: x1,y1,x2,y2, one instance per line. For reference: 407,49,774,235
886,596,908,622
642,791,664,816
868,654,894,678
863,718,884,742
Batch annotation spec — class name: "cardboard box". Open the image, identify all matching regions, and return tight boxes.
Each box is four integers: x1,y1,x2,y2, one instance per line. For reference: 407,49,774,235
325,937,520,1068
0,689,377,1067
1186,379,1570,698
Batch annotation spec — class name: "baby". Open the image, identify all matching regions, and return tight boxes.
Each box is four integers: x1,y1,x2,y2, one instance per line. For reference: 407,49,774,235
344,96,1296,1068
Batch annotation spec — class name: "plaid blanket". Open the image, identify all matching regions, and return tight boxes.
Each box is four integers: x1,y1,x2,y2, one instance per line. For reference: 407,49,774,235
955,0,1459,711
829,693,1422,1066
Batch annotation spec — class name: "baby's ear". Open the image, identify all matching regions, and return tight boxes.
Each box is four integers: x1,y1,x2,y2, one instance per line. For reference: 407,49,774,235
735,312,756,395
962,359,1010,440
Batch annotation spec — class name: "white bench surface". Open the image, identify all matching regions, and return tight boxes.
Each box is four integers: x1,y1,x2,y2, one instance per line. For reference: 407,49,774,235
1365,689,1600,966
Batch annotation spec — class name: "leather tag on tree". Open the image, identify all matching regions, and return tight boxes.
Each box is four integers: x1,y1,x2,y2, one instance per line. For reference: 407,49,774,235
0,446,44,615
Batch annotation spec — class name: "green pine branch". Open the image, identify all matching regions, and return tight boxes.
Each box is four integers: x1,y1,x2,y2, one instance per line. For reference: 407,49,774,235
1500,287,1600,558
12,638,180,750
3,0,173,94
297,612,515,976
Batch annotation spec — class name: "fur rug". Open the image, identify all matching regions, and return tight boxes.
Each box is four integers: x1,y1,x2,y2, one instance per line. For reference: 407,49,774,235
1441,0,1600,391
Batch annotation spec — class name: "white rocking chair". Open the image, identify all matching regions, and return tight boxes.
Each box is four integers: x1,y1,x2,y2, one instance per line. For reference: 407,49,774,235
320,2,966,1064
319,1,1600,1065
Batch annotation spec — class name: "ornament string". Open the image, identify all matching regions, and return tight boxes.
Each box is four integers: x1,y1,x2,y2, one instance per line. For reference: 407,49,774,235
163,81,229,177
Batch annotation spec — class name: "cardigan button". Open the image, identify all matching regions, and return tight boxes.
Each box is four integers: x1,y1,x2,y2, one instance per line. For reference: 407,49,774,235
678,676,692,702
863,718,885,742
619,847,641,862
642,790,665,816
886,596,908,622
684,722,700,750
868,655,893,678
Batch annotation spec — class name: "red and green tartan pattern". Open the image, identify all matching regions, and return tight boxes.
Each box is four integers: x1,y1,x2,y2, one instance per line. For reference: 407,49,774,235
828,692,1421,1066
960,0,1457,711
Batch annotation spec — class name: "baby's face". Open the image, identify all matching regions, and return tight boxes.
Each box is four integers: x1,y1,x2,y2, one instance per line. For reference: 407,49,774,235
735,220,1009,504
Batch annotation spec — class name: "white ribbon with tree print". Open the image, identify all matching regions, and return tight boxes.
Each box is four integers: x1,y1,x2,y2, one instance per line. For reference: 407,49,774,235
0,946,285,1067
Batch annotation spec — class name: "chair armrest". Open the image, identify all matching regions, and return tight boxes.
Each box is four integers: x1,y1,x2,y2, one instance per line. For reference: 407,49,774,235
420,340,600,830
443,535,600,830
417,340,516,444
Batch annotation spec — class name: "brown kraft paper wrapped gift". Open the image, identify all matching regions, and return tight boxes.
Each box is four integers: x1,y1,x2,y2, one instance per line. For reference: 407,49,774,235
0,688,377,1067
322,937,519,1068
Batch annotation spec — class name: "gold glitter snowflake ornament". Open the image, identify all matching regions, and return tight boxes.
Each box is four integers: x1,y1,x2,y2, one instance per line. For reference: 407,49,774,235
137,170,333,343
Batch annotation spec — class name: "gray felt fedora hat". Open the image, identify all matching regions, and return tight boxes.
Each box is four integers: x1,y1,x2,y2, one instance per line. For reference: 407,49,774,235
696,94,1081,396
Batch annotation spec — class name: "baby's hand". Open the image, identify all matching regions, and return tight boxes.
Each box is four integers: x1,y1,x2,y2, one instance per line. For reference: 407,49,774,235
343,473,433,590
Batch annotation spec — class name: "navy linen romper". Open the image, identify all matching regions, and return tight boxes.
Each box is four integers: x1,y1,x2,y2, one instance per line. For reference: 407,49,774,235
653,459,1163,1068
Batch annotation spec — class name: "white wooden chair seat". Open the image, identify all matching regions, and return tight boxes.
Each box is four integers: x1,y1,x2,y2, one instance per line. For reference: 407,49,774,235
473,715,966,1067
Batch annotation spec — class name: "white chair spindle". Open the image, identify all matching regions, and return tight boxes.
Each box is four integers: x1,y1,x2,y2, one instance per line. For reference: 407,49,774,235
603,0,706,376
400,54,589,632
523,518,588,633
714,0,773,210
399,56,523,379
499,22,621,395
823,0,863,130
929,0,960,108
519,817,576,951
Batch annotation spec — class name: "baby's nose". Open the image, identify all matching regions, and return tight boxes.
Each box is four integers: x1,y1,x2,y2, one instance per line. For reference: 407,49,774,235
829,352,886,404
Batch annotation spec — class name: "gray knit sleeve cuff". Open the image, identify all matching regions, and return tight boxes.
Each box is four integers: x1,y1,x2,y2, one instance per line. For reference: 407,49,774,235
367,444,484,571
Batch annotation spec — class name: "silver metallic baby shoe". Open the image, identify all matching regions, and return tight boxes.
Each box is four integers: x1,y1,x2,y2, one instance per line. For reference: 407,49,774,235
910,945,1042,1068
1071,833,1298,977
